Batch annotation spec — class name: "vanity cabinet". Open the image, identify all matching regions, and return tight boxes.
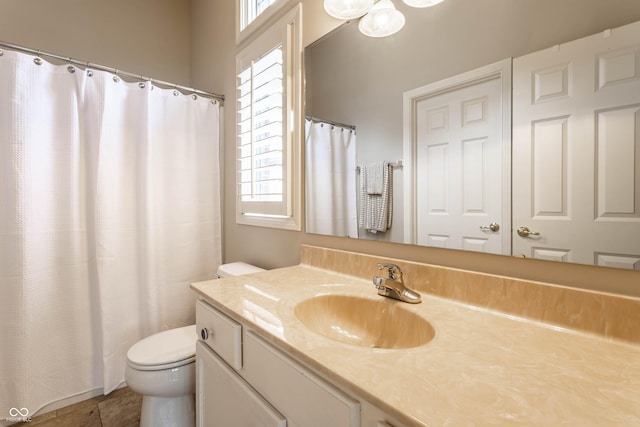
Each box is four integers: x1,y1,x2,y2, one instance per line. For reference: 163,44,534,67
195,299,406,427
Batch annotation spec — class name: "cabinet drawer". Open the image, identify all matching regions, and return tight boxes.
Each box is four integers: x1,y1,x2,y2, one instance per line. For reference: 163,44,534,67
244,331,360,427
196,299,242,370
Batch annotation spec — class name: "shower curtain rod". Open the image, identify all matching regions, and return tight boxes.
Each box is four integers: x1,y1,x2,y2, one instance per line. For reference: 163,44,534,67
306,115,356,131
0,40,225,103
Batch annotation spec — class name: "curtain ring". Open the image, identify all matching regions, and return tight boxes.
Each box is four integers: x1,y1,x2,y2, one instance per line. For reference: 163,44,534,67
192,94,198,100
34,50,42,65
0,49,4,56
67,58,75,73
113,69,120,83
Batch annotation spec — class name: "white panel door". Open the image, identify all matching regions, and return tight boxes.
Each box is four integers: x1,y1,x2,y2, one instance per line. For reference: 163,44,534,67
513,21,640,269
414,76,505,254
196,341,287,427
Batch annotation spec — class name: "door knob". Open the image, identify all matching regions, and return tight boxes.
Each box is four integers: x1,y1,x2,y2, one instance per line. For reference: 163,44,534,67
480,222,500,232
517,226,540,238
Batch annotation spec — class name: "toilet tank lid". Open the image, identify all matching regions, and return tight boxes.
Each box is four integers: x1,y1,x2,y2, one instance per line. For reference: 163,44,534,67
217,262,265,277
127,325,196,366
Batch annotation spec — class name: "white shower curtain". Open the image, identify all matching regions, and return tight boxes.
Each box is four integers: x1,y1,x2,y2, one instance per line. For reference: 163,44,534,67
0,49,222,419
305,119,357,238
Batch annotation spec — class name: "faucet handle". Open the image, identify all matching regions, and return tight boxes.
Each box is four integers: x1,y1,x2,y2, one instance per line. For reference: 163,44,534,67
376,263,403,280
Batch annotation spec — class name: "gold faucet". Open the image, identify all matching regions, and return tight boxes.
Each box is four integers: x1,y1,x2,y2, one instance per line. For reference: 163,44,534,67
372,263,422,304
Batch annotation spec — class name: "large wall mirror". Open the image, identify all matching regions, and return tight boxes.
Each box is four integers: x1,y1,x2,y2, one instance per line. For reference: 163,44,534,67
304,0,640,270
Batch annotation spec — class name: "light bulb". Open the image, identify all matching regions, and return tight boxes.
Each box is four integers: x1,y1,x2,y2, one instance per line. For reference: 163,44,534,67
324,0,374,20
358,0,405,38
402,0,445,8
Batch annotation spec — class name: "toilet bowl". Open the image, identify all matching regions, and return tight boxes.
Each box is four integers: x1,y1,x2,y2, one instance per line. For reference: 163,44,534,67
125,325,197,427
125,262,265,427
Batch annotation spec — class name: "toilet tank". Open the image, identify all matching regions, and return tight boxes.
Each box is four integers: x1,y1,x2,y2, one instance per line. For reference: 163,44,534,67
216,262,265,278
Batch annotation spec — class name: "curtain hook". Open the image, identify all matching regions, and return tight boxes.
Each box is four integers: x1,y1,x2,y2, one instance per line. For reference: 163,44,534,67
67,57,75,73
85,62,93,77
34,49,42,65
113,69,120,83
173,84,179,96
138,75,146,89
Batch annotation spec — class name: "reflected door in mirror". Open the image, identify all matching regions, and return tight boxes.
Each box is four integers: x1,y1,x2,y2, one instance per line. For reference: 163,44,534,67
416,77,504,253
513,22,640,269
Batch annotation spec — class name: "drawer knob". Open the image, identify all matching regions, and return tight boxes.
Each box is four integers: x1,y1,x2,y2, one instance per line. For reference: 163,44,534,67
200,327,210,340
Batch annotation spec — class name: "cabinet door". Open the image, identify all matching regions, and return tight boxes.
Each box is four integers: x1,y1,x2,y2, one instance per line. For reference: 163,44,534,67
196,341,286,427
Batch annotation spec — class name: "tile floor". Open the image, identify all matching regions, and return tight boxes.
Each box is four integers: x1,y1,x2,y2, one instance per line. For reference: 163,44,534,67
20,387,142,427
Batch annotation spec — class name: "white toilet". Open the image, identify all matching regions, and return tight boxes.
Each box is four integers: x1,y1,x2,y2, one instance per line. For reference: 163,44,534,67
125,262,265,427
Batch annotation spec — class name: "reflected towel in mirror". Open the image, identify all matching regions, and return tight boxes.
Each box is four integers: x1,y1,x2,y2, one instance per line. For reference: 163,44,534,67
366,161,384,194
359,161,393,233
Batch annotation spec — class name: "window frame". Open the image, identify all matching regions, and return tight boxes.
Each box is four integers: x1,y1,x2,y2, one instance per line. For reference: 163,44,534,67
235,3,303,231
236,0,289,45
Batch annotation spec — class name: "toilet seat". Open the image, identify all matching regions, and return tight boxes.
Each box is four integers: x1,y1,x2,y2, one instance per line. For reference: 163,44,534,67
127,325,196,371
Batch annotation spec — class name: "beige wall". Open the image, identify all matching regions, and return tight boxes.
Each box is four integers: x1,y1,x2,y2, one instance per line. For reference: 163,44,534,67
0,0,191,85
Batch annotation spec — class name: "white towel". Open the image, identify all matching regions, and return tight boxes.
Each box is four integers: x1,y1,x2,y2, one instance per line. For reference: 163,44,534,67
359,161,393,233
366,161,384,195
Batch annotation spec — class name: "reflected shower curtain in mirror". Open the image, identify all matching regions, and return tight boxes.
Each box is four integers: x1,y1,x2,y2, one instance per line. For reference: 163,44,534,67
305,119,357,238
0,49,222,418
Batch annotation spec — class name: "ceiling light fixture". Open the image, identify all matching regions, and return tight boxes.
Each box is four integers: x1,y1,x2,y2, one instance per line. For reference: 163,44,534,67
324,0,374,20
358,0,405,38
402,0,445,7
324,0,446,38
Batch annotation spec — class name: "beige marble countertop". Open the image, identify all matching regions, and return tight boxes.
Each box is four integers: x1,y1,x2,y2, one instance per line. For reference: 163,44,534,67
191,265,640,427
